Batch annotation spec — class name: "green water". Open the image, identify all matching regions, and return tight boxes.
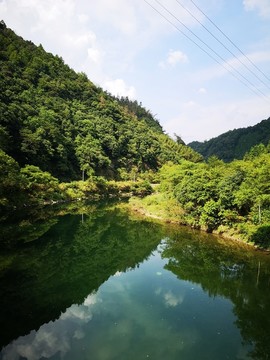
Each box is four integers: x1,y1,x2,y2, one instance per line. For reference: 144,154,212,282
0,201,270,360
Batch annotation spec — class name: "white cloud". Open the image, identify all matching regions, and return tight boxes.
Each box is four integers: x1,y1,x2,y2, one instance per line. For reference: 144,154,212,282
159,50,188,68
77,14,89,24
104,78,136,99
61,293,98,322
18,0,76,31
87,48,101,64
164,291,184,307
190,49,270,85
1,292,99,360
73,329,85,339
84,293,98,306
66,32,97,48
164,95,270,143
61,304,93,322
0,0,150,88
1,0,269,146
88,0,138,36
243,0,270,18
168,50,188,65
1,325,71,360
114,271,122,277
185,100,196,107
155,287,185,307
198,87,207,94
247,49,270,64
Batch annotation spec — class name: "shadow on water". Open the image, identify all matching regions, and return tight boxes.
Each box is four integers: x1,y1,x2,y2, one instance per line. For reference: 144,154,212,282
0,201,270,359
250,225,270,249
0,200,164,349
161,227,270,360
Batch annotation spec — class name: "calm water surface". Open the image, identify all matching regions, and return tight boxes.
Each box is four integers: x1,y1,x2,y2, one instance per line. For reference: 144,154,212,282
0,201,270,360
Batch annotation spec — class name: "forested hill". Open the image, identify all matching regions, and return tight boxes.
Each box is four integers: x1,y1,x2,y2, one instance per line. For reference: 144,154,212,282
0,21,201,182
188,117,270,162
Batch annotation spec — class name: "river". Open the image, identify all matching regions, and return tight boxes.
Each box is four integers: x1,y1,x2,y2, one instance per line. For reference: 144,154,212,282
0,201,270,360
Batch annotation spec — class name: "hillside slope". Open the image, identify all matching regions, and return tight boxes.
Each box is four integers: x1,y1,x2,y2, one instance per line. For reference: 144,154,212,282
0,21,201,182
189,117,270,162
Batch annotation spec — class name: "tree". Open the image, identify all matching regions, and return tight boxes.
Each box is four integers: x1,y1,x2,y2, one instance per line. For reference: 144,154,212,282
174,133,186,145
20,165,61,203
75,135,111,178
0,150,22,208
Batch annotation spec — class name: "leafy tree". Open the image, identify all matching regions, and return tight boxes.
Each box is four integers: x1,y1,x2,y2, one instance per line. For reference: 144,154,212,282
20,165,62,203
0,23,205,210
75,135,111,178
200,199,222,231
0,150,22,208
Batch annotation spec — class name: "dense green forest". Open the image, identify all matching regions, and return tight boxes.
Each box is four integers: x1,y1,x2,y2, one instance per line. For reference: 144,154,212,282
189,117,270,162
131,142,270,248
0,22,201,210
1,22,270,248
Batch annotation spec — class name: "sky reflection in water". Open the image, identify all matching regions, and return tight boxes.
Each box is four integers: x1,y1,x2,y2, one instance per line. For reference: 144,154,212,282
1,242,251,360
1,205,269,360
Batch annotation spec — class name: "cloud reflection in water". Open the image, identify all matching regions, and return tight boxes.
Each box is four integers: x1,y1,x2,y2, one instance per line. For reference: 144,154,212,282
1,293,99,360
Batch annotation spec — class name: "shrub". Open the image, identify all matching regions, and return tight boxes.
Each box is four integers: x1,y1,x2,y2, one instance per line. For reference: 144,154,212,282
250,225,270,249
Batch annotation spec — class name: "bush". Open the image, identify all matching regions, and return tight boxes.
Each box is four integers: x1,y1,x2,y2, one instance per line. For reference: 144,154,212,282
250,225,270,249
130,181,153,197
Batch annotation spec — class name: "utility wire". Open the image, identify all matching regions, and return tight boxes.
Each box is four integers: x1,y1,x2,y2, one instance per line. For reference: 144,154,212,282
175,0,270,91
153,0,270,101
144,0,223,63
144,0,260,99
144,0,270,103
189,0,270,83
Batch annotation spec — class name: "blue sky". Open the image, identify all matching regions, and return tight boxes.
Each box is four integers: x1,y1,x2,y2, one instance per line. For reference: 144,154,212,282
1,0,270,143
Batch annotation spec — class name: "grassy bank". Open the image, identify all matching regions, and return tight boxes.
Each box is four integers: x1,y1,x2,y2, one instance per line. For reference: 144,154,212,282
127,193,270,250
128,193,185,224
0,172,153,215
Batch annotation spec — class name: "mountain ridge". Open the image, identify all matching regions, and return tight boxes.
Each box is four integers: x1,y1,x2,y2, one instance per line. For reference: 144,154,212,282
0,22,202,182
188,117,270,162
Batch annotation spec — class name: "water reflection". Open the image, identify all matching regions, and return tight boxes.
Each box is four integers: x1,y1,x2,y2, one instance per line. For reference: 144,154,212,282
0,202,163,350
0,245,253,360
0,203,270,359
161,228,270,360
1,293,99,360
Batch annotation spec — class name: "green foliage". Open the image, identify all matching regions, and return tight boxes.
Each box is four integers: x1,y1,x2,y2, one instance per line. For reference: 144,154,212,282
0,203,165,346
157,134,203,164
0,24,201,188
250,225,270,249
115,96,163,133
0,149,22,209
159,161,198,193
0,24,204,210
156,146,270,247
200,200,222,232
189,118,270,162
20,165,62,204
129,192,184,222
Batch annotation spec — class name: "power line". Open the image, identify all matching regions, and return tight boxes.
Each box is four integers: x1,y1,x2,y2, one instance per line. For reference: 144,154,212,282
188,0,270,83
144,0,270,103
153,0,270,102
143,0,260,99
144,0,222,62
175,0,270,92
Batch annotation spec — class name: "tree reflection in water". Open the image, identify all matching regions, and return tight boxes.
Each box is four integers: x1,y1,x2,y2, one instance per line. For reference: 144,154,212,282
0,202,270,359
162,227,270,359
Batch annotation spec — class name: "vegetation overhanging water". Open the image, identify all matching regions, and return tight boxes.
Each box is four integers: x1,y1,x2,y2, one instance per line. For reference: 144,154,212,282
1,22,270,358
0,200,270,360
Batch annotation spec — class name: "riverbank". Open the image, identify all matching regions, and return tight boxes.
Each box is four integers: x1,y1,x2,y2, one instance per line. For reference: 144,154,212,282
125,193,270,251
0,178,153,215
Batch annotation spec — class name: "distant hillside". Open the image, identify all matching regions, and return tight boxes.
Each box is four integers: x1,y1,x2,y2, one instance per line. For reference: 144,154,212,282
188,117,270,162
0,21,202,181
